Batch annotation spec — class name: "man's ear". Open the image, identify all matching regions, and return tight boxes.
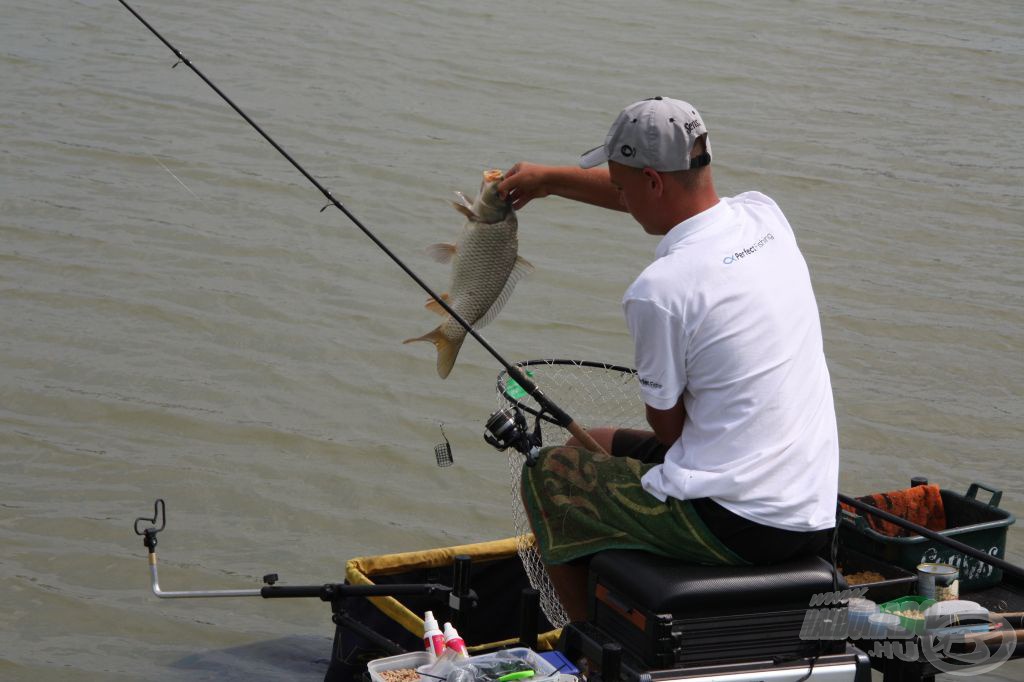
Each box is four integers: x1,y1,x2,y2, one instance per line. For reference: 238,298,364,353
643,168,663,195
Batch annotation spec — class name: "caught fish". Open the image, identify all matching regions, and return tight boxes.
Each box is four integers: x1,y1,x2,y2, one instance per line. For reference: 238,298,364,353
404,169,533,378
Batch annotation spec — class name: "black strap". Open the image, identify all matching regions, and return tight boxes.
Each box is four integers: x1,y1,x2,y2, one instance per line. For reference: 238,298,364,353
690,151,711,169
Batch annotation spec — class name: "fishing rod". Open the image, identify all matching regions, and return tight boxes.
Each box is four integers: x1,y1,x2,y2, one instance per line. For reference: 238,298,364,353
116,0,605,455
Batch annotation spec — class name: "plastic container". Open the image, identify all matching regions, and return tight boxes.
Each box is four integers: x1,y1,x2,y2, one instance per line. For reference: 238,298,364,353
880,595,937,636
538,651,580,675
839,481,1015,590
418,647,559,682
924,600,989,635
845,598,879,640
368,651,434,682
867,612,903,639
837,547,917,603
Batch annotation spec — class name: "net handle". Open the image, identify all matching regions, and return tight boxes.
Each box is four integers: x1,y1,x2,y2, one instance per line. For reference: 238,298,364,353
566,421,604,454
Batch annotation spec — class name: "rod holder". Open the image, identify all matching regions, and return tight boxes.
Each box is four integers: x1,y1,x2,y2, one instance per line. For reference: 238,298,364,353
518,587,539,650
600,643,622,682
450,554,472,629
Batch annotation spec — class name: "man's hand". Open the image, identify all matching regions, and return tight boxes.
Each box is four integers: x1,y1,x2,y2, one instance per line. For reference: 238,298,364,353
499,162,625,212
498,162,551,210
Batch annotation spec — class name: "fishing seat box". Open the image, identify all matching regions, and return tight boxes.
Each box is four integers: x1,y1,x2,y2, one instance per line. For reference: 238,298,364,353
839,481,1016,590
574,550,847,671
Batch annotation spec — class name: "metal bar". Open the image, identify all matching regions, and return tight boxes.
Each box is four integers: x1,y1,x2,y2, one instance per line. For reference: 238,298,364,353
149,557,260,599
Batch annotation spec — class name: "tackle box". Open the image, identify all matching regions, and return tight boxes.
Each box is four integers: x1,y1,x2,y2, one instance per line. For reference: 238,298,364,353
839,481,1015,590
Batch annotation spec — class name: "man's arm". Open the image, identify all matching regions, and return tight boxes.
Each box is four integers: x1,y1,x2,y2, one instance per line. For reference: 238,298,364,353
498,162,626,212
646,396,685,445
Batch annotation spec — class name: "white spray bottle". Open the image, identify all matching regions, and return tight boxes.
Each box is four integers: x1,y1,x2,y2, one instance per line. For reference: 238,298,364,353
443,621,469,658
423,610,445,659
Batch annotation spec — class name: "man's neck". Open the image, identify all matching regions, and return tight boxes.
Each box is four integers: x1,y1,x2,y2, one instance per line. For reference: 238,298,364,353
653,186,720,235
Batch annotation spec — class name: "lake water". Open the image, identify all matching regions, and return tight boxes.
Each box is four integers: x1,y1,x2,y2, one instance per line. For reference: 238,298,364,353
2,1,1022,680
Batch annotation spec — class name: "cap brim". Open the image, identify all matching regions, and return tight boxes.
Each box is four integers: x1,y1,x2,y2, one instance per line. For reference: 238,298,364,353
579,144,609,169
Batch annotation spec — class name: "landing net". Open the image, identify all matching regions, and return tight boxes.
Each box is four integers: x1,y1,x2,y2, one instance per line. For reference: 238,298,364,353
495,359,645,628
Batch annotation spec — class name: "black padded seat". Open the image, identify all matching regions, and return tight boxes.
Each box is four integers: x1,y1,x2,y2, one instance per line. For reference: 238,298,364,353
590,550,842,615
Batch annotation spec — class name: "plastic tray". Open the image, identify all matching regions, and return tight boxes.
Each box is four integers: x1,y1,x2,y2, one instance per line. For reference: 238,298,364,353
418,647,560,682
367,651,434,682
837,547,917,603
839,481,1015,590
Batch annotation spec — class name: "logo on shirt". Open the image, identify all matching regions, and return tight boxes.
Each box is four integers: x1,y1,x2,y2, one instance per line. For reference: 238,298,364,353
722,232,775,265
638,376,663,390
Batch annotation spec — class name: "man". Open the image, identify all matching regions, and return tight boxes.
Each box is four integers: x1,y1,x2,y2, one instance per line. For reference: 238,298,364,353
499,97,839,621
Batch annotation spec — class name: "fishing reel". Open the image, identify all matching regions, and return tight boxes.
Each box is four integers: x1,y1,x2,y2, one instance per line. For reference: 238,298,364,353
483,405,543,465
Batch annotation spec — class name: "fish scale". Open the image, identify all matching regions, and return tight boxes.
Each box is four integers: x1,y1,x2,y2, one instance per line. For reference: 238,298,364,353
405,170,533,378
440,218,520,339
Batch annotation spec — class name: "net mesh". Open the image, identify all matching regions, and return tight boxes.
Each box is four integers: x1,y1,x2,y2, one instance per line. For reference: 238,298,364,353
496,359,645,628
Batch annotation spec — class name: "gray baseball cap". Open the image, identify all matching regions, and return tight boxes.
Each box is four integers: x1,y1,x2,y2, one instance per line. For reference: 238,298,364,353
579,96,711,171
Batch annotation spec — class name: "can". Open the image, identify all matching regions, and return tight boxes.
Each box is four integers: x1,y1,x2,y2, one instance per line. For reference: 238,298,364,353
917,563,959,601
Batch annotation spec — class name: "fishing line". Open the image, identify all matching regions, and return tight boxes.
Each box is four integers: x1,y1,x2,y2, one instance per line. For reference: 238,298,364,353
148,150,200,200
116,0,602,451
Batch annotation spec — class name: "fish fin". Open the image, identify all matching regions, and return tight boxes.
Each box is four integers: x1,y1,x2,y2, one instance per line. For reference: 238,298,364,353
453,191,473,210
473,257,534,330
425,242,458,264
402,325,465,379
424,293,451,315
514,254,535,271
450,201,477,220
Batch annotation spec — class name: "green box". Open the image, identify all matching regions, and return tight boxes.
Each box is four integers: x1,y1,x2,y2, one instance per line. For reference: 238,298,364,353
880,596,936,636
839,482,1015,591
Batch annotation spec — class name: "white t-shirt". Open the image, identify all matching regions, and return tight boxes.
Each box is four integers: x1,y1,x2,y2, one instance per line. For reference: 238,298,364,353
624,192,838,532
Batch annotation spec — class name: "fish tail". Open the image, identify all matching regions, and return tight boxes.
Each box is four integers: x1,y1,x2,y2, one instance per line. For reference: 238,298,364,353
402,326,465,379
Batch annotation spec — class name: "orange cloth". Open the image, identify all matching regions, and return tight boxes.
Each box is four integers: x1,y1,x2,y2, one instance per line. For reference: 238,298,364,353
841,484,947,537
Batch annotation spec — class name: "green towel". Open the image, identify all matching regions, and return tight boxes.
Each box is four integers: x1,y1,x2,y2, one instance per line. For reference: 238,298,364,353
521,445,748,566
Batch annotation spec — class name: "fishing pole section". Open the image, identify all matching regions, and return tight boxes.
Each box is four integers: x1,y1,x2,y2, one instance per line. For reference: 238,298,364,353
115,0,604,457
